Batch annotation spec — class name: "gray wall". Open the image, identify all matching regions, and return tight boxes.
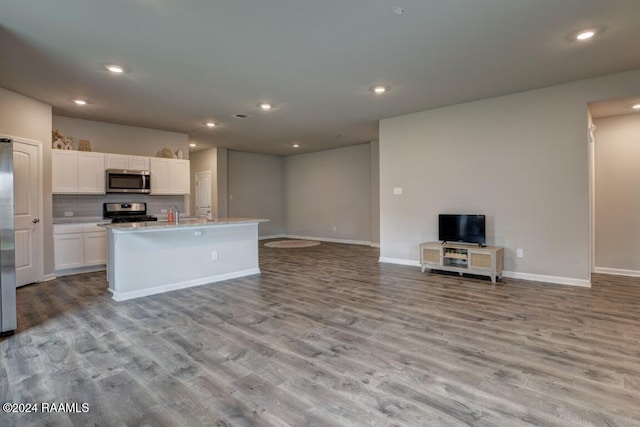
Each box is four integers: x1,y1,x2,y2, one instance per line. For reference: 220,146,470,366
593,114,640,273
227,150,285,237
217,148,228,218
379,69,640,285
53,116,189,158
370,141,380,245
0,87,54,278
284,144,372,243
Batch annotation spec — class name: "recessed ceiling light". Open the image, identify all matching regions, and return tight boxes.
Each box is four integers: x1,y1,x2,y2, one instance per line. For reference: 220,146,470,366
632,104,640,110
392,7,404,15
373,86,387,94
205,122,216,128
106,65,124,73
576,30,595,41
292,144,299,148
73,99,87,105
260,103,272,111
189,143,197,147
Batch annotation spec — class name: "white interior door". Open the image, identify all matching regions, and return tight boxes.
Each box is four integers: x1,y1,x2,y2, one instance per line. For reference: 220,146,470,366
195,170,211,217
13,140,42,286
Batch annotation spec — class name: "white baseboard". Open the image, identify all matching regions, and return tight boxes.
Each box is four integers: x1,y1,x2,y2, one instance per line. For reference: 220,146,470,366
377,258,591,287
284,234,372,246
501,271,591,287
370,243,380,248
259,234,286,240
41,273,56,282
593,267,640,277
378,257,421,267
112,268,261,301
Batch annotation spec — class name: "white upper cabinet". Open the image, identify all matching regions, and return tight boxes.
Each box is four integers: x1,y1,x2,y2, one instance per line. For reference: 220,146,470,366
78,152,105,193
170,159,190,194
53,150,187,195
106,154,150,170
52,151,105,194
150,158,190,195
150,158,171,194
128,155,150,170
105,154,128,169
52,150,78,193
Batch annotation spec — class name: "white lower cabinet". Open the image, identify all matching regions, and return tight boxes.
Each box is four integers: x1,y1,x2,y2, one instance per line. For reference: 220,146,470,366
53,232,84,270
54,223,107,275
84,232,107,266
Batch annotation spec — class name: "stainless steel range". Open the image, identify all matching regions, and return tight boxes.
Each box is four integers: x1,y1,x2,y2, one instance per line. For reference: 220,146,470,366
103,202,158,223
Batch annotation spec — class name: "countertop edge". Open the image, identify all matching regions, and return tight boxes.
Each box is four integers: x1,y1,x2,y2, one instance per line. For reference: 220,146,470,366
100,218,269,231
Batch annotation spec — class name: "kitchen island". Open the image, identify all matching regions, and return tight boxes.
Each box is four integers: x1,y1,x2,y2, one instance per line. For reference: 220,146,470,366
100,218,268,301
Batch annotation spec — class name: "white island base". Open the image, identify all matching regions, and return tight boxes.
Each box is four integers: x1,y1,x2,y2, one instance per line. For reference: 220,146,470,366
101,218,267,301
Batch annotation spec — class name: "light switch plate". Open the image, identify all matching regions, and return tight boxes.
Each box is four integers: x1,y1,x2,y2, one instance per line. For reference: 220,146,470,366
393,187,403,195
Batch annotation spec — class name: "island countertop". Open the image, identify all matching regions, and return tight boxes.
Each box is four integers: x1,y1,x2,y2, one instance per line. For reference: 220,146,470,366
100,217,268,231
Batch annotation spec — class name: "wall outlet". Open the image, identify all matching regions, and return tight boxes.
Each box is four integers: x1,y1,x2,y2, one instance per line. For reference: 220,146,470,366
64,211,73,217
393,187,403,195
211,251,218,261
516,248,524,258
160,209,167,214
332,226,337,232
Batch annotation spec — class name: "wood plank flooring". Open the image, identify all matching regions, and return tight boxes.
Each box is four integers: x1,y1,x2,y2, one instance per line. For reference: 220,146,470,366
2,241,640,426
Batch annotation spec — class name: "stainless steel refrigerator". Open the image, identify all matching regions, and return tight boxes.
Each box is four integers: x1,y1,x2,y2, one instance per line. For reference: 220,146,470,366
0,137,16,335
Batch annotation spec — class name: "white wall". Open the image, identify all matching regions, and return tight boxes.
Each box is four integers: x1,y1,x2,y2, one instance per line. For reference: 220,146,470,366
53,116,189,158
379,69,640,286
284,144,373,244
0,87,54,277
227,150,285,237
593,114,640,273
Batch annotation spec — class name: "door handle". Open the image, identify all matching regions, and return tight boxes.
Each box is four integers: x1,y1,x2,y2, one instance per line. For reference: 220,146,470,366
32,218,40,224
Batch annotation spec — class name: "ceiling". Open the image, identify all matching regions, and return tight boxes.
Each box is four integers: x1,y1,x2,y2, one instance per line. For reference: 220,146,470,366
1,1,640,155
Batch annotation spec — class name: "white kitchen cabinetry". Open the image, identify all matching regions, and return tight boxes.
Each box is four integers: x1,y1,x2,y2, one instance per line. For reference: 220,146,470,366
150,158,190,195
129,156,150,170
54,223,107,276
78,152,106,193
106,154,150,170
53,230,84,270
51,150,78,193
52,151,105,194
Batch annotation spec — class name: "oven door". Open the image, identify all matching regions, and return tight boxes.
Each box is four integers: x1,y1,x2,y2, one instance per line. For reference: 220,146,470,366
106,169,151,193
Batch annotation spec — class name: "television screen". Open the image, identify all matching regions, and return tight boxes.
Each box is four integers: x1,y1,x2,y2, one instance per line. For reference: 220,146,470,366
439,214,486,245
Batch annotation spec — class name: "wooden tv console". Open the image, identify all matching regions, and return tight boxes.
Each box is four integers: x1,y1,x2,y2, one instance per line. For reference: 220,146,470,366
420,242,504,283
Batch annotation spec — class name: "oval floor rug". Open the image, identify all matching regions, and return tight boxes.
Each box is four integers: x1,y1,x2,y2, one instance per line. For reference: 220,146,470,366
264,240,321,248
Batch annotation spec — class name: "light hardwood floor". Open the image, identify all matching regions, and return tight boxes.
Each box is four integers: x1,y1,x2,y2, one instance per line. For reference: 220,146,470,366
2,241,640,426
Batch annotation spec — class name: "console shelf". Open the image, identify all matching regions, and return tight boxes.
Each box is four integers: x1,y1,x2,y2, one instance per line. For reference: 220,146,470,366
420,242,504,283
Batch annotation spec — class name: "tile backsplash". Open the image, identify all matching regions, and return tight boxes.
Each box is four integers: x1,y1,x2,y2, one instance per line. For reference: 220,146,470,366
53,194,186,219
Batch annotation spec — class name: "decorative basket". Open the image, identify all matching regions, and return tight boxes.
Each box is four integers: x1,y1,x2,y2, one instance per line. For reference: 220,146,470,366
78,140,92,151
161,148,173,158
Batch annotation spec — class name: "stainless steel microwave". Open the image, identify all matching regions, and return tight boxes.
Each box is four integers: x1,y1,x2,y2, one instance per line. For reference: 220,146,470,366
106,169,151,193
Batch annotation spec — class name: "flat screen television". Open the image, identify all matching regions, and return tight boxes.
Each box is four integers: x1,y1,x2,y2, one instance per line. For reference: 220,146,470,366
439,214,486,245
